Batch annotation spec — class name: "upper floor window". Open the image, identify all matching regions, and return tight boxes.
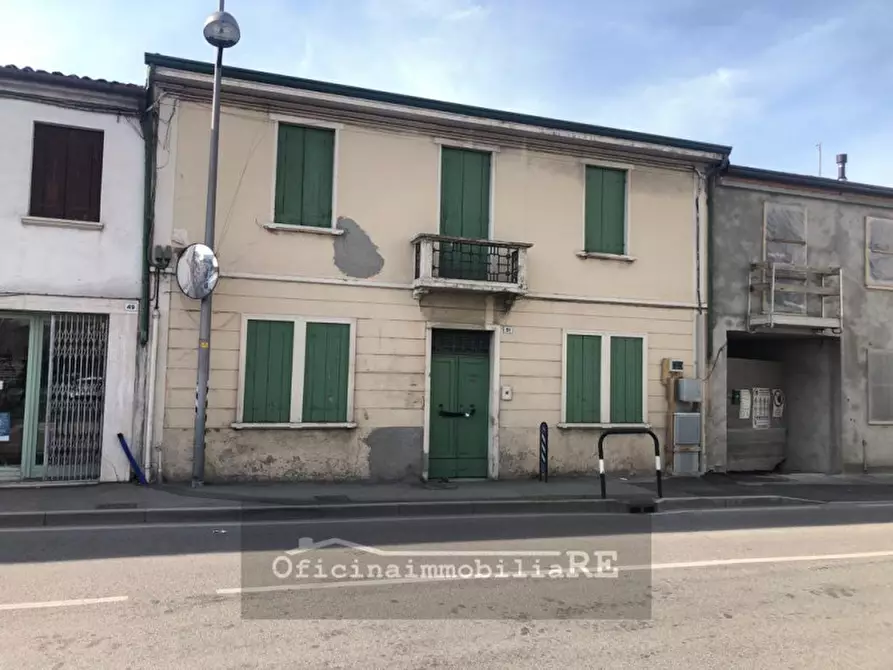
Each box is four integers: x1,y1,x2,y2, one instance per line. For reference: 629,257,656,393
866,217,893,287
584,165,627,255
437,146,492,280
763,202,807,313
763,203,807,265
439,146,491,239
29,123,104,222
274,123,336,229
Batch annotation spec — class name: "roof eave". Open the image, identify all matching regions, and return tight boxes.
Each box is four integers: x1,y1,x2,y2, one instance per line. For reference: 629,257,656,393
0,67,143,100
724,165,893,200
145,52,731,162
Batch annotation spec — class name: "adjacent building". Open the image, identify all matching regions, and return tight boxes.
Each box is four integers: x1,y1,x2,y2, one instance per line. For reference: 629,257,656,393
145,54,730,482
0,66,146,482
706,162,893,473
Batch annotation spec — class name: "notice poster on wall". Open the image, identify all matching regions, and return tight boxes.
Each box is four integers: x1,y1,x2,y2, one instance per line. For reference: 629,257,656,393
752,388,771,430
0,413,9,442
738,389,752,420
772,389,786,418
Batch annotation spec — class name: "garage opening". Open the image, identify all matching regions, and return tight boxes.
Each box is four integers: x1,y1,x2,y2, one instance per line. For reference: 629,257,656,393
725,331,840,473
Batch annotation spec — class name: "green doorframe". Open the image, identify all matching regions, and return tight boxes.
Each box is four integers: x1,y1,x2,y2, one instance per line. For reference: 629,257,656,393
0,312,45,482
422,323,500,481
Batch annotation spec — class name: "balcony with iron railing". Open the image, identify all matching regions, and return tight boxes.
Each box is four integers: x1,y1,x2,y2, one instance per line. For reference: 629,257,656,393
747,262,842,333
411,234,532,299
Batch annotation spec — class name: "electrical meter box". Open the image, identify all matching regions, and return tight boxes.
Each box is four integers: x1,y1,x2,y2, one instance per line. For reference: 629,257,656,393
661,358,685,378
674,412,701,446
676,378,702,403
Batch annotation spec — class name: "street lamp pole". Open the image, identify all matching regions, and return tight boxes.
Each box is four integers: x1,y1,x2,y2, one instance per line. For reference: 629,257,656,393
192,0,240,486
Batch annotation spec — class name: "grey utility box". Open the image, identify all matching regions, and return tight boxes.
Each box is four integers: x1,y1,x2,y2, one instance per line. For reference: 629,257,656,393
676,377,702,403
674,412,701,446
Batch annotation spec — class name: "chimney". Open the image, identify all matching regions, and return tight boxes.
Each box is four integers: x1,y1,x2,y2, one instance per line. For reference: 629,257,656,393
836,153,848,181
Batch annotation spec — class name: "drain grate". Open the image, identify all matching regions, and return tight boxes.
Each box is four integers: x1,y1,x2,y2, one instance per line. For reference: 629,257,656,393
627,500,657,514
94,502,139,510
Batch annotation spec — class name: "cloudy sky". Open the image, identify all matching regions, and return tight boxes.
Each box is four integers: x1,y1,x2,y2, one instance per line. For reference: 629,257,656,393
2,0,890,183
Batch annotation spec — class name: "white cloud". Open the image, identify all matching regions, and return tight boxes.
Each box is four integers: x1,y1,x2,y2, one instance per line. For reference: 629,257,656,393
588,67,759,140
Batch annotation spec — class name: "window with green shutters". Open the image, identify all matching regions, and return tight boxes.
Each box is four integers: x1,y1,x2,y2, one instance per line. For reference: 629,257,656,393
563,332,646,425
565,334,602,423
302,322,350,423
584,166,627,255
240,317,354,425
274,123,335,228
609,337,644,423
243,320,295,423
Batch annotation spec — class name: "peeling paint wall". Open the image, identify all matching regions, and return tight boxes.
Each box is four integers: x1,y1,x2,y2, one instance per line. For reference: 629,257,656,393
334,217,384,279
710,182,893,472
365,427,423,480
499,428,658,476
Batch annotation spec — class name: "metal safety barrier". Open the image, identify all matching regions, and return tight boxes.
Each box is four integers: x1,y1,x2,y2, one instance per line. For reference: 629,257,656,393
597,428,662,500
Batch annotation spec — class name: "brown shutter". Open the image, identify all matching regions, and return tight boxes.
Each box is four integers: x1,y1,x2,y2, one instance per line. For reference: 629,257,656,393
64,128,104,221
29,123,69,219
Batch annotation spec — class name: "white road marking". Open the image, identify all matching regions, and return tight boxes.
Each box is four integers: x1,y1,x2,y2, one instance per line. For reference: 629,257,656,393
0,596,129,612
218,577,465,595
216,549,893,595
636,549,893,572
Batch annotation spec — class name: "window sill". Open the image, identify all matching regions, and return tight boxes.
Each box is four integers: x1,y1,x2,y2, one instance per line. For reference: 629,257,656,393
557,422,651,430
21,216,103,231
576,251,636,263
865,281,893,292
231,422,357,430
264,222,344,236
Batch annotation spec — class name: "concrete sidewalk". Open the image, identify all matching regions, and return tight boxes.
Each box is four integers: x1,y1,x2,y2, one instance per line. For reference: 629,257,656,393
0,473,891,528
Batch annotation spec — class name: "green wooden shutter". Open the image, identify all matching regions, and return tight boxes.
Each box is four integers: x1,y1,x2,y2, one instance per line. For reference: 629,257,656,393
610,337,644,423
584,166,626,254
275,124,334,228
302,322,351,422
439,148,491,280
565,334,602,423
440,147,490,239
243,320,294,423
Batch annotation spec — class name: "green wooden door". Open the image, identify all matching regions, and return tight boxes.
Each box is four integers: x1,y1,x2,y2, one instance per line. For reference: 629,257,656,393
439,147,490,281
428,331,490,479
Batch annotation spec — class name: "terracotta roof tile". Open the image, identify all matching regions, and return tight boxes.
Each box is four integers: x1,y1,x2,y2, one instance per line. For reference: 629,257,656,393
0,64,144,96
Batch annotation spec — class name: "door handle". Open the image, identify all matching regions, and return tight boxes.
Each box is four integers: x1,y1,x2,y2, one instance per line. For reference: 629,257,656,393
438,404,476,418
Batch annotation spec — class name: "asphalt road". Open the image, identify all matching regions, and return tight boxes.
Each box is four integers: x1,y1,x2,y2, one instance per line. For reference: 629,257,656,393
2,504,893,669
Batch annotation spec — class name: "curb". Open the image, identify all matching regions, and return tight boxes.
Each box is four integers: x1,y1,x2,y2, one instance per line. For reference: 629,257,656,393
0,497,631,529
654,495,822,511
0,495,833,529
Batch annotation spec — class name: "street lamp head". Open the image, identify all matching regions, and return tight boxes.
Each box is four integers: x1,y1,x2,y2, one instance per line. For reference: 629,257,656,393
203,10,240,49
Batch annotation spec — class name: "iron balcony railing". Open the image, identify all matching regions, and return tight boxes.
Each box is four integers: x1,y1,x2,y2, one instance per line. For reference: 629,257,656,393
747,261,842,332
411,234,532,297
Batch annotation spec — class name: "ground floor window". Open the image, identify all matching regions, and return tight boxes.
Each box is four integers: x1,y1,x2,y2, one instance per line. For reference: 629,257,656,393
563,331,646,425
239,316,356,425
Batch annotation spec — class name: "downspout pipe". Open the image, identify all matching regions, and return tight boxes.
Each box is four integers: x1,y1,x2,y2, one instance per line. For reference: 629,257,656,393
140,71,159,478
139,79,156,346
706,157,729,361
143,274,161,480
